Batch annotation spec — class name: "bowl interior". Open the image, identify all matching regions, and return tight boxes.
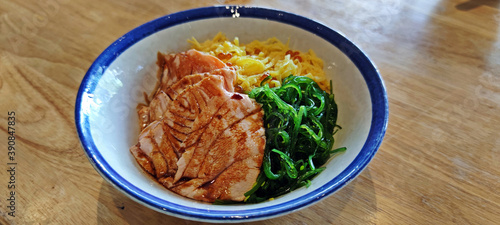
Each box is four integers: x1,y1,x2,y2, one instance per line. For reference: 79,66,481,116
77,7,384,222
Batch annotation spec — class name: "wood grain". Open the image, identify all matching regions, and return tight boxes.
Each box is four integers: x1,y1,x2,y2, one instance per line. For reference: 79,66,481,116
1,0,499,224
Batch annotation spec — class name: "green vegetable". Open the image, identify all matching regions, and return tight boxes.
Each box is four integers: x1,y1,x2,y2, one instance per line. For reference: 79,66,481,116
244,75,345,203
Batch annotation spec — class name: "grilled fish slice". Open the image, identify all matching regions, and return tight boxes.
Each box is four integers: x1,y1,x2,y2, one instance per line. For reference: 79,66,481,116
156,49,227,93
130,120,179,178
138,52,235,130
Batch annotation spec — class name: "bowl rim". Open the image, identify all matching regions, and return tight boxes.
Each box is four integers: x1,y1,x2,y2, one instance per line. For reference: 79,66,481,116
75,5,388,222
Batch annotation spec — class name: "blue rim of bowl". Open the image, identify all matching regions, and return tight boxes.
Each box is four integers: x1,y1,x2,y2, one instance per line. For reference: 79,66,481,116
75,5,388,222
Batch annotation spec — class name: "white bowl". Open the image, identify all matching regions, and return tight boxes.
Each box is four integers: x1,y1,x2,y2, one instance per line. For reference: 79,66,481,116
75,6,388,223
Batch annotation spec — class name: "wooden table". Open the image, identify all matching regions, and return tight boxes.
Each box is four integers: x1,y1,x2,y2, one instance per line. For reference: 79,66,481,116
1,0,499,224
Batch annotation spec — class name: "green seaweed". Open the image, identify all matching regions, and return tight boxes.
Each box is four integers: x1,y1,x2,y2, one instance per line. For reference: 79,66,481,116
244,75,345,203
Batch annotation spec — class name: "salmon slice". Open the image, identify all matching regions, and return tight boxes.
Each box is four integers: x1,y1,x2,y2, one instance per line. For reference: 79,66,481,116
159,67,236,95
148,91,170,124
139,51,236,130
130,120,179,178
163,76,230,136
148,68,236,122
130,145,154,175
157,49,227,93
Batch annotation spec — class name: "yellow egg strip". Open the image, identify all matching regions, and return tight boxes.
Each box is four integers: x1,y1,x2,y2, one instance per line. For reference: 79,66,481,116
188,32,329,92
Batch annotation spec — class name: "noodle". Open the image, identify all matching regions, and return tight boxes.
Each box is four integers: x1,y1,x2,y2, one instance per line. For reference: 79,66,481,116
188,32,328,92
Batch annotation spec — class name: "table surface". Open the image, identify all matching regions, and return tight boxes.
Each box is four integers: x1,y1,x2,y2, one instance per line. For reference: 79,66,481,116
1,0,499,224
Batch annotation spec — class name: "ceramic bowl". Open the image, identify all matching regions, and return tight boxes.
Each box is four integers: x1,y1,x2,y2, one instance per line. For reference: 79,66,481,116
75,6,388,223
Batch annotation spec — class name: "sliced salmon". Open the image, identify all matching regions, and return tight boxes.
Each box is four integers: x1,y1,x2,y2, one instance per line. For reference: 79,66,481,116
138,50,236,130
169,110,265,202
174,93,263,181
130,50,265,203
130,120,179,178
148,68,236,122
157,49,227,93
132,76,240,178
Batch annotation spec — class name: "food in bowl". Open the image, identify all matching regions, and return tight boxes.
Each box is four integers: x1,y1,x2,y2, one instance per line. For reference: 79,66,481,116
129,33,344,203
76,6,388,222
